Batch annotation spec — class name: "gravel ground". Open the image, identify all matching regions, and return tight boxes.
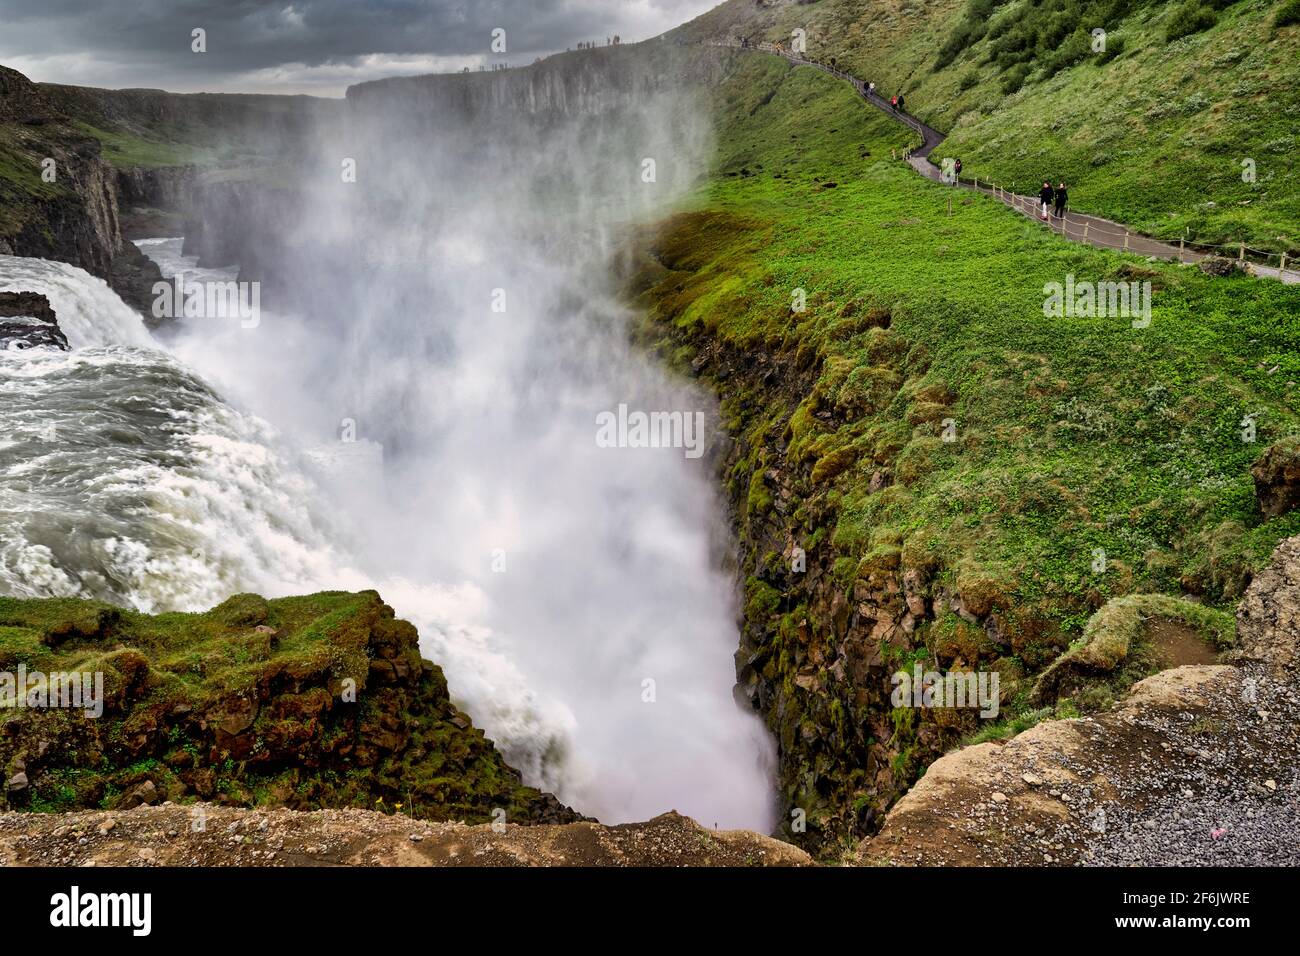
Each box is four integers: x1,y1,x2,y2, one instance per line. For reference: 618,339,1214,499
1081,660,1299,866
0,805,812,867
860,660,1299,866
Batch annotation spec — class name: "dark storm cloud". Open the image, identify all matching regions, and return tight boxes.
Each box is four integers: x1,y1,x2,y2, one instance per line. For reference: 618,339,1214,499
0,0,717,95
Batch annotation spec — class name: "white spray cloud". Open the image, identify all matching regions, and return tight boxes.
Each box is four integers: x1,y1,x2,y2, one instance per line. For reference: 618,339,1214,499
156,55,777,828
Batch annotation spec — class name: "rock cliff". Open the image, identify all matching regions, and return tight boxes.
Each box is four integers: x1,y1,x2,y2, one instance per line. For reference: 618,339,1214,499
0,65,160,311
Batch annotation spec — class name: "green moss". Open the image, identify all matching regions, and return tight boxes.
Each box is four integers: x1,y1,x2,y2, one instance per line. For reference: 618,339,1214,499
746,467,774,516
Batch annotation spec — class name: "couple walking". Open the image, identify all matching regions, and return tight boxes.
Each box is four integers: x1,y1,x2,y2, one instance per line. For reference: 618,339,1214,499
1039,181,1068,220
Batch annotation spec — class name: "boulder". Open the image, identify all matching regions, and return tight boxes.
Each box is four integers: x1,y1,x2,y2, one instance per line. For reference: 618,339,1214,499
1197,255,1248,278
0,291,69,351
1252,437,1300,518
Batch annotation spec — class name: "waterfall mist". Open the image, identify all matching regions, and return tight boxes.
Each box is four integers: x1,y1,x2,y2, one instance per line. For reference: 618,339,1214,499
146,49,777,828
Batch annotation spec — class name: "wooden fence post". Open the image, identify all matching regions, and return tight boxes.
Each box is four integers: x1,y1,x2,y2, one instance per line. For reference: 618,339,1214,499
1083,221,1090,242
1281,251,1288,273
1124,232,1130,251
1239,243,1246,263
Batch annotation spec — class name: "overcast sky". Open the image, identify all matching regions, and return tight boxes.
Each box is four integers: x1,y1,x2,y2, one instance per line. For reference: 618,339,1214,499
0,0,719,96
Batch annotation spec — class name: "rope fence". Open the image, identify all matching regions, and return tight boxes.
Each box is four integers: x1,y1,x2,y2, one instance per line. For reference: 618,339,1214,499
958,174,1296,275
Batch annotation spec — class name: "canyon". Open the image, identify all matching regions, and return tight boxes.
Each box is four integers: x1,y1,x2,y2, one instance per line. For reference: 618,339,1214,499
3,2,1300,867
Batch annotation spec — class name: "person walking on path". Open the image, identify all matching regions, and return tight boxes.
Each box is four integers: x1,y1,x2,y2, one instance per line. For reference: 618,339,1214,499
954,158,962,179
1039,181,1054,221
897,93,906,112
1053,182,1068,220
891,94,898,111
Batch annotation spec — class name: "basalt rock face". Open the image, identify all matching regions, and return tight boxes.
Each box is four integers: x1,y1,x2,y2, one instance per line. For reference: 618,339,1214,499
0,291,68,350
115,165,199,239
671,326,980,855
0,590,582,826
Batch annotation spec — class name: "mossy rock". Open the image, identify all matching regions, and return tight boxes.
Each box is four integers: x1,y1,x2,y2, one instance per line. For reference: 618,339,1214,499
1030,593,1235,705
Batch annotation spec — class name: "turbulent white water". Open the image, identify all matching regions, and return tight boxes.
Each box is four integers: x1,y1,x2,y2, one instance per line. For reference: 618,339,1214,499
0,71,777,830
0,256,361,611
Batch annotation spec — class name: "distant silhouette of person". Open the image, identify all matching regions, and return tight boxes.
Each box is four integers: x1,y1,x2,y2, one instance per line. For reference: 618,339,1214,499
1039,181,1054,221
891,95,898,110
954,158,963,178
896,93,905,112
1054,182,1068,219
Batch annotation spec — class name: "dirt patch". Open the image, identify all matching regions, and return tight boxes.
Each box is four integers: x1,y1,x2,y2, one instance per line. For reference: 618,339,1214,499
1148,619,1218,668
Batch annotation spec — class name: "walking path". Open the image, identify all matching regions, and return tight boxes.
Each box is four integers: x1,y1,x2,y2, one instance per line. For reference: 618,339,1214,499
702,40,1299,285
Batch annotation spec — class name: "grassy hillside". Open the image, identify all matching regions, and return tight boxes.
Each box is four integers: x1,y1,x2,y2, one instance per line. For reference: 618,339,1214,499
629,48,1300,852
673,0,1300,255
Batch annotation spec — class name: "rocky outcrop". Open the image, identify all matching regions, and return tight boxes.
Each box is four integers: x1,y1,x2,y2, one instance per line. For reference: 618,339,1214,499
1236,534,1300,673
857,534,1300,867
1028,593,1233,705
0,805,812,867
115,165,199,238
0,291,67,350
0,590,581,826
1252,437,1300,519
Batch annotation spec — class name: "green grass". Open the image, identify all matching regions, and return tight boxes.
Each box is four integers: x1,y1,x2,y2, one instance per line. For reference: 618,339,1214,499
675,0,1300,253
646,54,1300,634
72,121,215,168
